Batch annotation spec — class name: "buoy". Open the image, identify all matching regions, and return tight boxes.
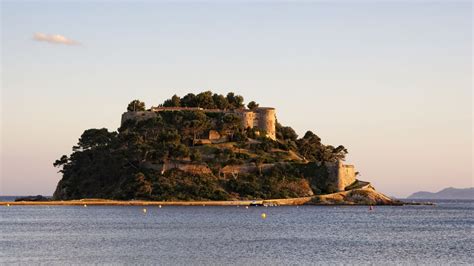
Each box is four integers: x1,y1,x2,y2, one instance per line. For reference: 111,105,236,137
6,203,10,207
83,204,87,207
245,206,249,209
143,208,147,213
369,206,374,211
261,213,267,219
158,205,162,208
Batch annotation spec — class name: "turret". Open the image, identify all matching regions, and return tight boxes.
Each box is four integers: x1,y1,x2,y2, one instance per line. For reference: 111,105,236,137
255,107,276,140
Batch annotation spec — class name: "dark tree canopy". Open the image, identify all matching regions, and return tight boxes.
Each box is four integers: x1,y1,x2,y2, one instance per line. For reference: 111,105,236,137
247,101,259,110
159,91,245,110
276,122,298,141
181,93,197,107
196,91,216,109
73,128,117,151
226,92,244,109
212,93,229,109
163,94,181,107
296,131,347,163
127,100,145,112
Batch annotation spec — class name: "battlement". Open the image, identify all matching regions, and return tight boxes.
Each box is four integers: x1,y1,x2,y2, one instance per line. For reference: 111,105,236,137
150,106,205,112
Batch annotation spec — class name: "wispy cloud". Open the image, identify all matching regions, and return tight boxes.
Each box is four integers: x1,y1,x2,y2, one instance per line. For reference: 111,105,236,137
33,32,80,45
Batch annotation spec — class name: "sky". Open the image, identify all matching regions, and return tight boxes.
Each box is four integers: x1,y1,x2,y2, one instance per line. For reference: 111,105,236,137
1,1,472,198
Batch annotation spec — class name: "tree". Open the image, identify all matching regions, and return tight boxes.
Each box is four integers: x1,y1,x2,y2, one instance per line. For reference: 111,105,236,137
296,131,347,163
189,112,210,145
181,93,197,107
247,101,259,110
73,128,117,151
222,113,242,136
127,100,145,112
226,92,244,109
53,155,69,171
323,145,348,162
213,93,229,110
190,150,202,162
296,131,322,161
303,130,319,140
163,94,181,107
134,172,152,198
276,123,298,141
196,91,216,109
253,157,265,176
169,143,189,160
158,129,180,144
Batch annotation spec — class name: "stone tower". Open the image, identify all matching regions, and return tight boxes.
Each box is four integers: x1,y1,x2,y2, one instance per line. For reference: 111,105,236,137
255,107,276,140
239,110,256,130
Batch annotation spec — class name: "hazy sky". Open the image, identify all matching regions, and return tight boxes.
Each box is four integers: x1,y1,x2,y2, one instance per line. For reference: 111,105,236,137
1,1,472,197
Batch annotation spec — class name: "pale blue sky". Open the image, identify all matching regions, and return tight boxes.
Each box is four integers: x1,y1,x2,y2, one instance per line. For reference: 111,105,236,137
1,1,472,197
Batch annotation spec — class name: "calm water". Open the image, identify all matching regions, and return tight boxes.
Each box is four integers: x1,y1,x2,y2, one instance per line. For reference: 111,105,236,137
1,200,473,265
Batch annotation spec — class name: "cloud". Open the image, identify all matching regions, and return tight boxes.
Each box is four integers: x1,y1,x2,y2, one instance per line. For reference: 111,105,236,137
33,32,80,45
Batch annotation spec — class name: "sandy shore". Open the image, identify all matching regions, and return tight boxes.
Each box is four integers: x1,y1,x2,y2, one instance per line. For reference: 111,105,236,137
0,197,313,206
2,188,431,206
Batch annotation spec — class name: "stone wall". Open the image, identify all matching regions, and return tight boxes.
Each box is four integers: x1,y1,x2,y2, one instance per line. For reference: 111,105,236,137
239,111,256,129
325,161,356,192
221,163,275,177
208,130,221,140
121,106,277,141
337,162,356,191
121,111,157,125
144,161,213,175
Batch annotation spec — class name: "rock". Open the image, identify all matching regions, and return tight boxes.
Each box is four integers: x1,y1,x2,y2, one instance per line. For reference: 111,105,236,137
15,195,50,202
307,185,402,205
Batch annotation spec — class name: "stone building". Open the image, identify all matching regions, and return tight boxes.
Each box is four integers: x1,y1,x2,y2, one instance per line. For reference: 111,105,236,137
121,106,277,140
326,161,357,191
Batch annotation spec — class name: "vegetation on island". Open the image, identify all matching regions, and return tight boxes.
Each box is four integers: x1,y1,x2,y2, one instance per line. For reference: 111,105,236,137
53,91,348,201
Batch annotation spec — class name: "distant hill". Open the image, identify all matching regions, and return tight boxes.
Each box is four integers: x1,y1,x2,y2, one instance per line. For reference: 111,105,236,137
408,187,473,200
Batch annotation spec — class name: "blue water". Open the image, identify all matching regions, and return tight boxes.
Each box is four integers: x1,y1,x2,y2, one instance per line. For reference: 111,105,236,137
1,200,472,265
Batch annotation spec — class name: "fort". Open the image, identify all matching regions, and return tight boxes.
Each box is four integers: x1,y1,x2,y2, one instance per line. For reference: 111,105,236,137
48,92,397,204
121,105,357,192
121,106,277,140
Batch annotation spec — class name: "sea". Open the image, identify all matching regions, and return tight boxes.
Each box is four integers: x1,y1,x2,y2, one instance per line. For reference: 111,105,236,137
0,197,472,265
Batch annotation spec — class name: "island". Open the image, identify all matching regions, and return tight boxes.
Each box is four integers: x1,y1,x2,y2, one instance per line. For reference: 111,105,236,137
7,91,402,206
408,187,473,200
